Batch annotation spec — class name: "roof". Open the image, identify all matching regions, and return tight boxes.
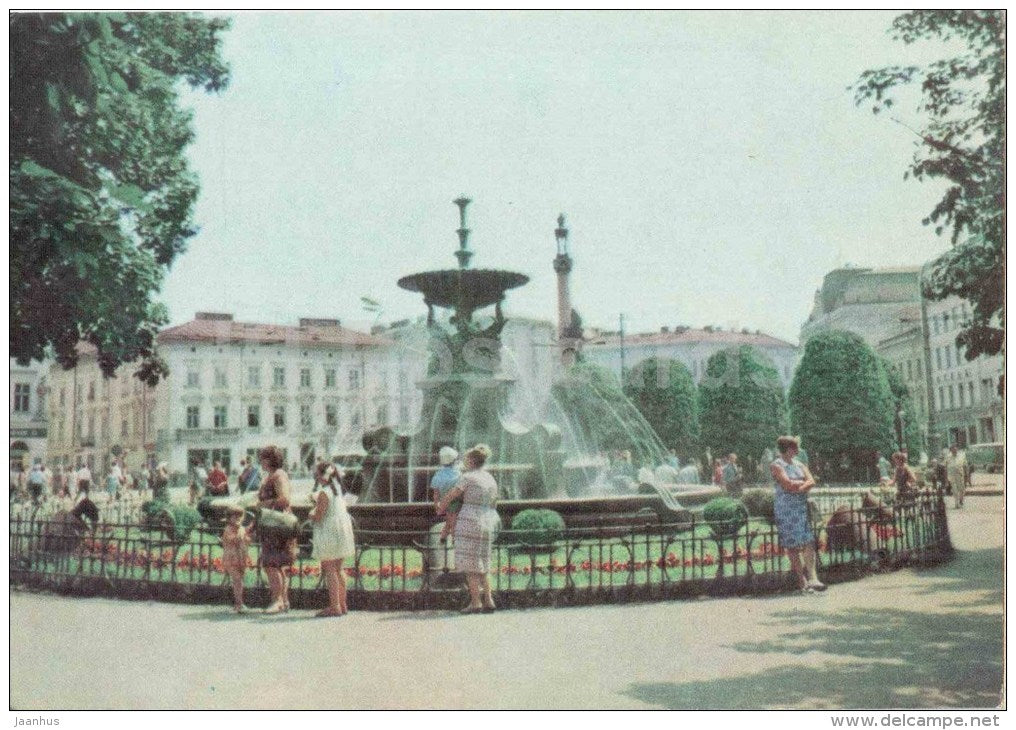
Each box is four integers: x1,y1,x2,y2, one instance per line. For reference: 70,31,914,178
158,318,390,348
585,328,797,350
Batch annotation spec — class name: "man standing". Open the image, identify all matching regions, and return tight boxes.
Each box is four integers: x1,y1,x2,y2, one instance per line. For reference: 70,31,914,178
944,445,968,509
76,461,92,497
27,461,46,504
722,453,743,494
189,459,208,505
876,452,891,484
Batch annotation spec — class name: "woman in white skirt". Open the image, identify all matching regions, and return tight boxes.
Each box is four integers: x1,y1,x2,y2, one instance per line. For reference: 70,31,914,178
309,462,355,617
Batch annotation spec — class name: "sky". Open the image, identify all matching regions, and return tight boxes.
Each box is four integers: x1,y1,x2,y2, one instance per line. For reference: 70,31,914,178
161,10,958,344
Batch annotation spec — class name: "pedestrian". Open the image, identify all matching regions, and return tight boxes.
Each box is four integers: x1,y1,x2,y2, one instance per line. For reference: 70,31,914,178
27,461,46,504
437,443,499,614
722,453,743,493
152,462,170,502
665,449,680,470
237,458,261,494
876,451,891,485
105,460,123,501
309,462,355,617
189,459,207,505
256,446,296,614
712,458,725,487
770,436,825,593
430,446,461,543
220,505,251,613
892,451,917,499
207,460,229,496
944,445,968,508
52,465,65,498
75,462,92,497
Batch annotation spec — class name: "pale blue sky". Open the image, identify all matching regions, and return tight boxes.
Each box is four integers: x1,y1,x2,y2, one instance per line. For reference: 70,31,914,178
162,10,955,343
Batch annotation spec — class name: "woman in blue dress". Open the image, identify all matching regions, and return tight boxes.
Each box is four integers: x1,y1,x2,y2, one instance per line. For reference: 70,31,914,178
771,436,825,593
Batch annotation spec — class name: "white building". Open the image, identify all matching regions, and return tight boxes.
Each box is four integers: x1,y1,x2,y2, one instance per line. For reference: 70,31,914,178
10,357,49,472
582,326,800,391
47,313,397,481
926,297,1004,449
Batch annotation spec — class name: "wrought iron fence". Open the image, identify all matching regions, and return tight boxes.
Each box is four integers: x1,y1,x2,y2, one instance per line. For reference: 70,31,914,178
9,489,951,611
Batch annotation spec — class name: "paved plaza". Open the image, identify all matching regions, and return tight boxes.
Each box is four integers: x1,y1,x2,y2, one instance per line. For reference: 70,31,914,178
10,495,1004,710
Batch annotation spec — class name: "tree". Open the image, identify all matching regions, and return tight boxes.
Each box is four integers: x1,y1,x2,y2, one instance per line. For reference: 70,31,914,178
623,358,699,459
551,361,665,464
698,346,787,476
878,356,923,460
789,331,896,479
10,13,231,383
853,11,1004,359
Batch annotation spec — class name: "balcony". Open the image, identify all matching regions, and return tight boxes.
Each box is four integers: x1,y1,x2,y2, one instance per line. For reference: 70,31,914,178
174,427,241,443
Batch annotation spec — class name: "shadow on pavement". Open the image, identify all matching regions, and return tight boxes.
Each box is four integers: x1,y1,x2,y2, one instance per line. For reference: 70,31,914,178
624,545,1003,710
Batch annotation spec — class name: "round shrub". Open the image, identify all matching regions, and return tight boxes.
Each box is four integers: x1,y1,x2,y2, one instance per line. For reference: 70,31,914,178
141,498,169,529
510,509,565,548
741,487,775,525
702,497,748,539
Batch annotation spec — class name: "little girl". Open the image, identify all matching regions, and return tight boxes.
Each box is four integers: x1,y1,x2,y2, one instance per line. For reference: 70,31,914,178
309,462,356,617
221,505,251,613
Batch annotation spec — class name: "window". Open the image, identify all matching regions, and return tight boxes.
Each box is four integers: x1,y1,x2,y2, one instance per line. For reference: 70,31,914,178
948,385,955,409
932,316,940,335
349,369,360,390
376,405,388,425
915,360,922,378
247,405,260,428
945,347,953,369
938,387,945,411
273,367,285,388
248,366,261,388
186,406,200,429
958,385,965,408
398,372,408,392
101,416,109,439
325,404,338,427
13,383,30,413
325,369,336,388
214,368,227,388
968,381,975,406
955,344,963,367
300,368,311,388
87,416,94,440
187,370,200,388
59,388,65,407
273,405,286,428
935,348,943,370
399,405,410,424
214,405,227,428
351,409,361,428
906,361,913,381
87,382,95,401
300,405,312,430
132,412,139,437
122,419,129,437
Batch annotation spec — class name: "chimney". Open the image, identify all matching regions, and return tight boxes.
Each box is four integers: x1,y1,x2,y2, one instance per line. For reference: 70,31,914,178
195,312,233,321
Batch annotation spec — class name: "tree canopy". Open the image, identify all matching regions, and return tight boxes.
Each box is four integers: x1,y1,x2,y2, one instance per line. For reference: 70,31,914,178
623,357,699,459
853,10,1004,359
698,346,787,469
878,356,923,460
789,331,896,477
10,12,230,383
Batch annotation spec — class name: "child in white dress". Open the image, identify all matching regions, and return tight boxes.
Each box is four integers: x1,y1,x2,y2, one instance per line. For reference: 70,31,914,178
309,462,355,617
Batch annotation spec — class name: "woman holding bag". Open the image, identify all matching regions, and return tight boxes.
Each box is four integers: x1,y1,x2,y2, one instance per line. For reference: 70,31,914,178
256,445,296,614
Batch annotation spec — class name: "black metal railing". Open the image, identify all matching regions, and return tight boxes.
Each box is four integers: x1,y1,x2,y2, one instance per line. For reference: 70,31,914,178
9,489,952,611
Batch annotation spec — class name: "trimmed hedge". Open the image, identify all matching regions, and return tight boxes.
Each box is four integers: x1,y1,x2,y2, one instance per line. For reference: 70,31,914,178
510,509,565,548
702,497,749,539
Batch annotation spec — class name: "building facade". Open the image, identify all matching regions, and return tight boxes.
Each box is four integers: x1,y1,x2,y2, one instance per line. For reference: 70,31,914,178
800,266,922,347
10,358,49,472
45,312,559,482
582,326,800,391
926,297,1004,449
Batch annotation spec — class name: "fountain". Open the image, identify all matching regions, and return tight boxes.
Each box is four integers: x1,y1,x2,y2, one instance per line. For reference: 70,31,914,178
344,199,722,538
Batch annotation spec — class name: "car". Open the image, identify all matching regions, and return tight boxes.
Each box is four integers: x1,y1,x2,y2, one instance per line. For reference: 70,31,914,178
967,442,1004,474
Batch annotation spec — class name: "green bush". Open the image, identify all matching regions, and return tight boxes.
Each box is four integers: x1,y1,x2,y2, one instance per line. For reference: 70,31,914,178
510,509,565,548
141,498,169,529
741,487,775,525
702,497,748,539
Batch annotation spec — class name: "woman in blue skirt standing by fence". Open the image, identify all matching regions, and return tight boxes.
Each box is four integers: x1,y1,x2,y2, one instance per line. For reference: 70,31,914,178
771,436,825,594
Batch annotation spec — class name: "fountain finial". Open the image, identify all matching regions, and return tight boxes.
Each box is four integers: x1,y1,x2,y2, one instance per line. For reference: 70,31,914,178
453,197,473,269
